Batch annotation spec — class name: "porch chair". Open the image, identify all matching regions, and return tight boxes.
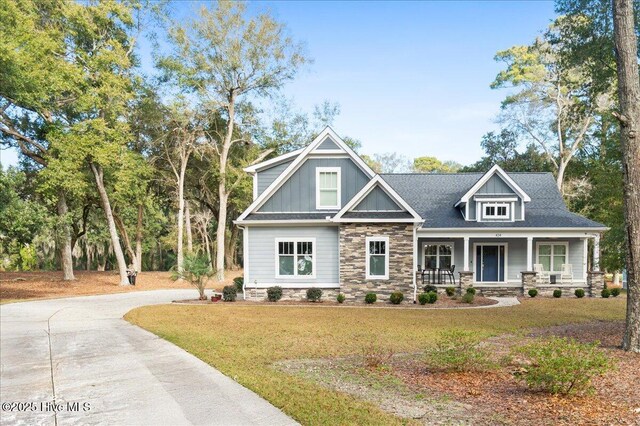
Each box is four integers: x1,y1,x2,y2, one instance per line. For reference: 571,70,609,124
441,265,456,285
560,264,574,284
533,263,550,284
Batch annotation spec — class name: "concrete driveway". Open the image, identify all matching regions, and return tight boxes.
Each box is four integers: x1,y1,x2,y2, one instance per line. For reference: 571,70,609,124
0,290,298,426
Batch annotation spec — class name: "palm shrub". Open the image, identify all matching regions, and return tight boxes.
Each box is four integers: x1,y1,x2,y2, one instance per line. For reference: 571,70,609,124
575,288,585,298
222,285,237,302
336,293,345,303
528,288,538,298
424,329,492,372
306,287,323,302
389,291,404,304
514,337,610,395
364,293,377,304
171,254,212,300
267,286,283,302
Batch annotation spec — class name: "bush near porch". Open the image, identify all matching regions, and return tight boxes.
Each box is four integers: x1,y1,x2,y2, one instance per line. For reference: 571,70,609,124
126,298,628,425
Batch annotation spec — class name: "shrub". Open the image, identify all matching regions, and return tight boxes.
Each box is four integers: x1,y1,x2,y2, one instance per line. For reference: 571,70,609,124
528,288,538,298
445,287,456,297
461,293,474,304
553,289,562,298
425,291,438,304
336,293,346,303
466,287,476,295
172,254,214,300
267,286,283,302
222,285,237,302
364,293,377,304
418,292,429,305
423,284,437,293
514,337,610,395
362,344,393,370
611,287,621,297
575,288,585,298
601,288,611,298
424,330,492,372
306,287,323,302
389,291,404,304
233,276,244,293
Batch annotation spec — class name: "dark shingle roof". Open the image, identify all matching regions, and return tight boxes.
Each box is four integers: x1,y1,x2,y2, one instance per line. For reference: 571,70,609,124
380,172,606,229
341,211,414,219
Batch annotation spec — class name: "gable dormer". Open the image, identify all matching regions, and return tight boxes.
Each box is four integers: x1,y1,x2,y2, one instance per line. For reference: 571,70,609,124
455,165,530,222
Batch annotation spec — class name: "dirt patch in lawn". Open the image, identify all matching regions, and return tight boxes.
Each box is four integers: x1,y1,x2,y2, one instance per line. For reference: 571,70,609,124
278,320,640,425
0,270,242,303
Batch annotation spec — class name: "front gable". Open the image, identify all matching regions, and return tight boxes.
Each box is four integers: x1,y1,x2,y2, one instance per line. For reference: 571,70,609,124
352,186,404,211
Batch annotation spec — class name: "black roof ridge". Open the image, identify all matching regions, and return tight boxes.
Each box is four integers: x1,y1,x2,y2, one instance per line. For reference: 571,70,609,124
380,171,553,176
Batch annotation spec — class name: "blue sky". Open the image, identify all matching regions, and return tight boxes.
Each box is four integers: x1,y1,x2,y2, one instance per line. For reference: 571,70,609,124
0,1,557,168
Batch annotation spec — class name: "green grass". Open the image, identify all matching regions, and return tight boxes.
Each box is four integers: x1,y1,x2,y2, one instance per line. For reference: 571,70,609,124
126,298,625,425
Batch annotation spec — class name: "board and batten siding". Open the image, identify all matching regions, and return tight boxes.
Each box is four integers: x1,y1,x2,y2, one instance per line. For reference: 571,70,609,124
353,186,403,211
246,226,339,287
256,160,293,197
258,158,370,212
477,174,515,194
418,237,586,283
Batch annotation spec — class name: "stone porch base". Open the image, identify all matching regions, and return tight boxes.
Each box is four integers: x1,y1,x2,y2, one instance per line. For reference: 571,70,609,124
244,288,340,302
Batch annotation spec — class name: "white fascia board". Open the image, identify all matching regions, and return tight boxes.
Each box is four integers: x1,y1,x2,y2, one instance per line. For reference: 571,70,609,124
233,219,337,226
416,228,608,238
457,164,531,206
237,127,375,221
242,149,304,173
333,175,423,222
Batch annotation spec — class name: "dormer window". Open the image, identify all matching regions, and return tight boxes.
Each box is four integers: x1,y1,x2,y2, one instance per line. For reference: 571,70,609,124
316,167,341,209
483,202,510,220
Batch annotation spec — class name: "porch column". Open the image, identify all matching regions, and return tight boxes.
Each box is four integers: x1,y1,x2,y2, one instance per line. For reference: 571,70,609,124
413,225,418,302
593,234,601,272
526,236,533,271
463,236,470,271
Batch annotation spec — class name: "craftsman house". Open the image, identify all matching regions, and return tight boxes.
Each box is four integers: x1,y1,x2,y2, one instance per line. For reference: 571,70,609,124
235,127,607,302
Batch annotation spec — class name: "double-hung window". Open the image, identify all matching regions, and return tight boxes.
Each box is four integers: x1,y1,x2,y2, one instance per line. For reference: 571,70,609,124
366,237,389,280
537,242,568,272
276,239,315,278
316,167,341,209
423,243,453,270
483,202,509,220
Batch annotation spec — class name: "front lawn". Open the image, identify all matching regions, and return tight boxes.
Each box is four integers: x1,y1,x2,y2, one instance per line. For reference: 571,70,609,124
126,298,627,425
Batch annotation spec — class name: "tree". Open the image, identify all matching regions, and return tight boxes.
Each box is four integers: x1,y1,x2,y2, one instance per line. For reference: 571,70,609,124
612,0,640,352
372,152,412,173
158,2,308,280
413,156,461,173
492,23,610,193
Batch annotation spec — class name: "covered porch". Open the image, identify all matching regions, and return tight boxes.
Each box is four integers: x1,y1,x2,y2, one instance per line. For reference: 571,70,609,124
413,229,603,296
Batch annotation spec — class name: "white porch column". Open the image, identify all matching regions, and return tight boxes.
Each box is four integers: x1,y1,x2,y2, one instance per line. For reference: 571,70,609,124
593,234,601,272
463,236,470,271
583,238,588,279
526,236,533,271
413,225,418,302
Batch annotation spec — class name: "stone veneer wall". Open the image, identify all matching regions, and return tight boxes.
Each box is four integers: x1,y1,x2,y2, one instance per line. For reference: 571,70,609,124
244,288,340,301
339,223,414,302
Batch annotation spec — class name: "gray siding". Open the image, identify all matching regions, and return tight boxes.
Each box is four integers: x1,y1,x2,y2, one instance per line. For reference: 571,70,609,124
477,174,515,194
353,186,402,211
418,237,586,282
469,194,524,222
246,226,339,286
315,136,340,150
256,160,293,197
259,158,370,212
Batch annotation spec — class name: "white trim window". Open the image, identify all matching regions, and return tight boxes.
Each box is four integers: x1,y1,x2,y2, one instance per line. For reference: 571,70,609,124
536,242,568,272
275,238,315,278
316,167,341,209
482,202,510,220
423,243,453,270
366,236,389,280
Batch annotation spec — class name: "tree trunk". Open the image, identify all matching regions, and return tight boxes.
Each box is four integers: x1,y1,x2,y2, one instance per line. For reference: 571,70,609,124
225,223,239,270
114,213,136,266
135,204,143,272
556,159,569,194
176,160,187,273
185,202,193,254
215,95,236,281
613,0,640,353
89,162,130,285
57,192,76,281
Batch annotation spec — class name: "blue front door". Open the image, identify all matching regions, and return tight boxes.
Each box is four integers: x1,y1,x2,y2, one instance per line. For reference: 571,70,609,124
476,245,506,282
